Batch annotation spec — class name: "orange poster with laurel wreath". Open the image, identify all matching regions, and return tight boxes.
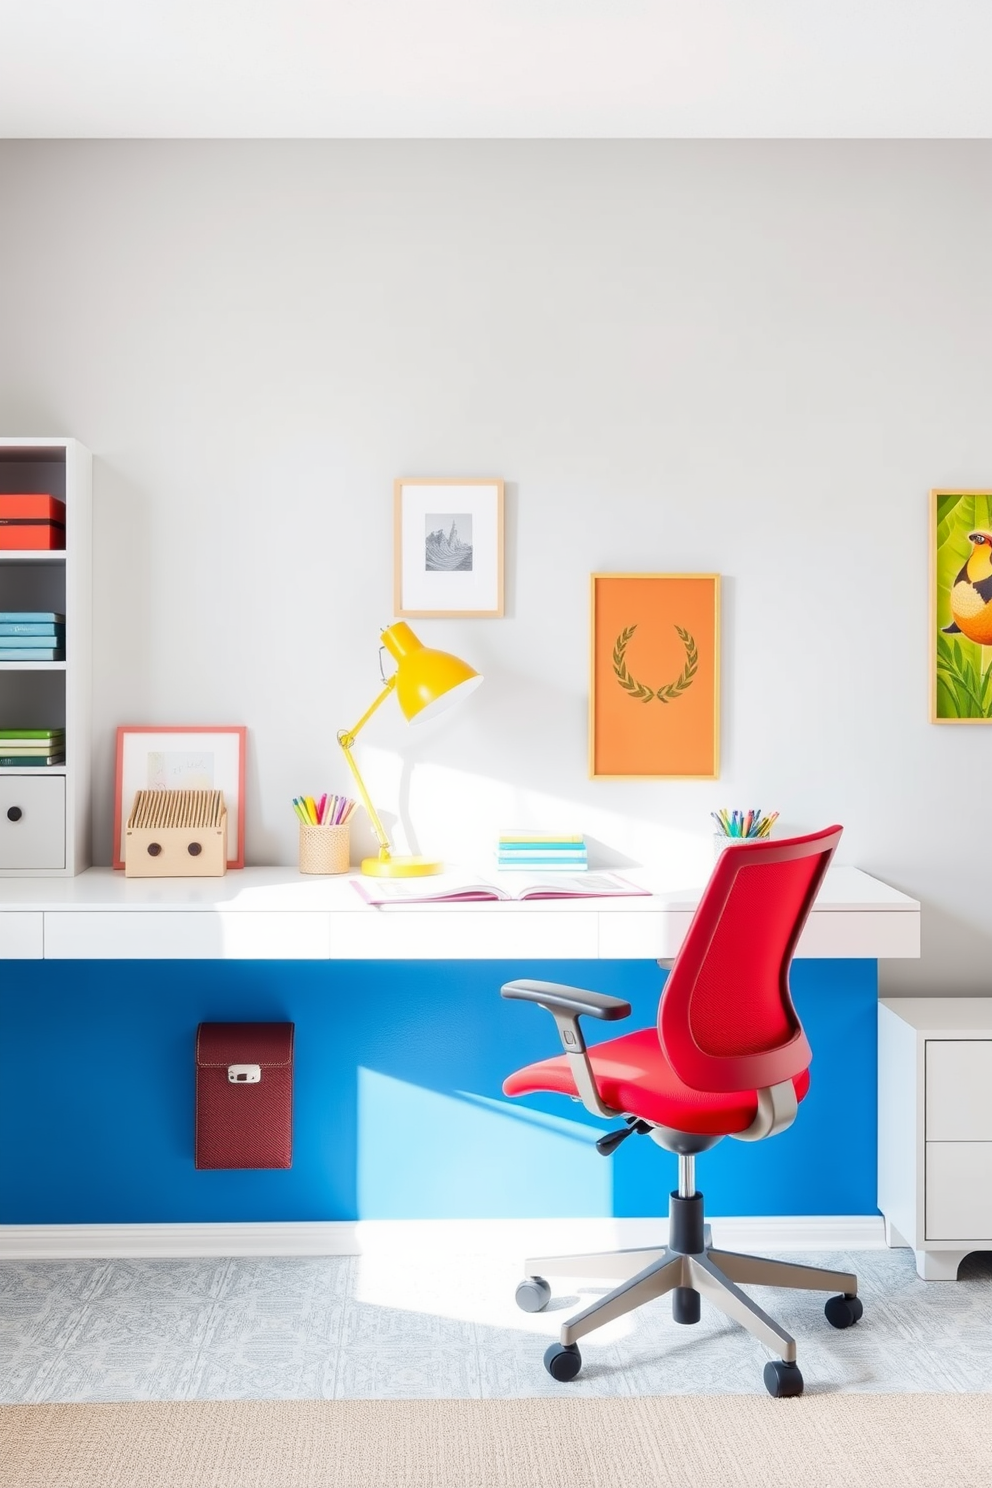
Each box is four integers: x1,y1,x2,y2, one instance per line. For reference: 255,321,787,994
590,573,720,778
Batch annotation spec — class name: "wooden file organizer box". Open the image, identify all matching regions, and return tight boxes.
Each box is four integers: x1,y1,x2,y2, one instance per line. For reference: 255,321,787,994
125,790,228,877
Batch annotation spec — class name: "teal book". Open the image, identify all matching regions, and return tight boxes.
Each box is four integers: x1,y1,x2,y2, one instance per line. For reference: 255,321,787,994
0,649,65,661
498,844,590,854
0,636,65,647
0,756,65,767
0,625,65,638
0,613,65,623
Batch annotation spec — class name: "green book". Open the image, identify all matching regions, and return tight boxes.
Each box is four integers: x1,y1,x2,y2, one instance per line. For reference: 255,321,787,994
0,729,65,739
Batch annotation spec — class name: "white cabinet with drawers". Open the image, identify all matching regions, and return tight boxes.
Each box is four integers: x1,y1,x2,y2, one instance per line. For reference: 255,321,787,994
879,998,992,1279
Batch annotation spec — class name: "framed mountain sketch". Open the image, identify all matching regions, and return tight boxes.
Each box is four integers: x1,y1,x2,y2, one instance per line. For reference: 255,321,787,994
932,489,992,723
394,479,504,618
590,573,720,778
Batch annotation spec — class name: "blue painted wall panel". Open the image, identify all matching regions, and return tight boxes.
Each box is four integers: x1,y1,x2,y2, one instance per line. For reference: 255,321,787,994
0,958,877,1223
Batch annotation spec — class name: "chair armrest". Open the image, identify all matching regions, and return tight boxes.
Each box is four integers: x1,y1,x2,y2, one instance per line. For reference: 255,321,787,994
501,979,632,1021
501,979,631,1119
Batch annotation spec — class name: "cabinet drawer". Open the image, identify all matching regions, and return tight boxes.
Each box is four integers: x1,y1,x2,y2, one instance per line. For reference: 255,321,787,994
0,775,65,870
926,1040,992,1140
926,1142,992,1239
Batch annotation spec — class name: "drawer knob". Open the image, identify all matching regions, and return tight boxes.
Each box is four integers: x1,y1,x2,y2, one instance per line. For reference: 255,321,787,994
188,841,202,856
147,842,162,856
6,806,21,822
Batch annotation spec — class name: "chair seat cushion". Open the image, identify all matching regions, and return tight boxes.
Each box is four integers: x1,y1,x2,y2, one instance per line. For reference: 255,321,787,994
502,1027,811,1135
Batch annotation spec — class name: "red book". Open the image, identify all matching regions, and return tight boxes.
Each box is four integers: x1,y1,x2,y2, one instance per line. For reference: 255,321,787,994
0,494,66,550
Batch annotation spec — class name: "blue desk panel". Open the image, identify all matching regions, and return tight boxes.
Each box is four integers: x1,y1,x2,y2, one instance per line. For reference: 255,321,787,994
0,958,877,1223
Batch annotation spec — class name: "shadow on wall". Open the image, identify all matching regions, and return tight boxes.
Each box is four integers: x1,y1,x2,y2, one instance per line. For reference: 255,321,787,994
91,455,156,866
878,892,992,997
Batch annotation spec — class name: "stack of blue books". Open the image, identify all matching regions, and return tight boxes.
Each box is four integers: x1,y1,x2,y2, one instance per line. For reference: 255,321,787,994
0,612,65,662
497,833,588,872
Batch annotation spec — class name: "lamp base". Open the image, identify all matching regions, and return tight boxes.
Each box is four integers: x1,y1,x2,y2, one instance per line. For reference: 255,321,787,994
361,854,444,878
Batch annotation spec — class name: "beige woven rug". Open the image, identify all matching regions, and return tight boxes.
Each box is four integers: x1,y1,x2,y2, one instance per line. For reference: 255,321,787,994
2,1394,990,1488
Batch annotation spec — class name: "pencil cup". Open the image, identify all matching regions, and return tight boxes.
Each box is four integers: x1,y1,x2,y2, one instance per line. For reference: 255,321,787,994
713,833,772,860
299,823,350,875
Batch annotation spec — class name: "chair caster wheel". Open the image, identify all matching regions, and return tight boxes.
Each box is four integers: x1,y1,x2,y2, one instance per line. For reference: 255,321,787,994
763,1359,804,1397
515,1277,551,1313
824,1293,863,1329
544,1342,582,1381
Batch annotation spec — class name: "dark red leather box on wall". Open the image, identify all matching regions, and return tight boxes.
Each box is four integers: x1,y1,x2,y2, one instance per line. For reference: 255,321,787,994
195,1022,294,1169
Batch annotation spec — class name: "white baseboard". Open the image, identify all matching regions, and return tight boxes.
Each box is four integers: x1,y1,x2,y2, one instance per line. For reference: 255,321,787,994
0,1215,886,1261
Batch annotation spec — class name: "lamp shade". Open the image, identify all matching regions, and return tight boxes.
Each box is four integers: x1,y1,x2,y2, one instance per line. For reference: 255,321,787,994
381,621,483,724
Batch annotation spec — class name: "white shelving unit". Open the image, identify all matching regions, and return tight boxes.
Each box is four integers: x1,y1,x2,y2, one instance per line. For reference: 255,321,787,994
0,439,91,875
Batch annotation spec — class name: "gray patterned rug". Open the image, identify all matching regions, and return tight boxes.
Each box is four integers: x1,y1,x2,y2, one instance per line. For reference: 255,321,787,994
3,1248,991,1402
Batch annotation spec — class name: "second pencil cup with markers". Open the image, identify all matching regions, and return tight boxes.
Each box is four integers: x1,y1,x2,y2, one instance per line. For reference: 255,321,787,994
299,823,350,875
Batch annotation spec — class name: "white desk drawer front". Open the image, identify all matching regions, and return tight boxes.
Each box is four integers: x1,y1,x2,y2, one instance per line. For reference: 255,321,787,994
43,911,333,960
328,909,600,960
0,776,65,871
0,912,43,958
926,1142,992,1239
926,1041,992,1141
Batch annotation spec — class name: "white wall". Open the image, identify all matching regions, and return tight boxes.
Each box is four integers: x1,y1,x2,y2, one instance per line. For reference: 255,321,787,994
0,141,989,993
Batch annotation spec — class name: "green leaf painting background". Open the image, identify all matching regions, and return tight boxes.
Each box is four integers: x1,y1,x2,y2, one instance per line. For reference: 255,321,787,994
935,493,992,719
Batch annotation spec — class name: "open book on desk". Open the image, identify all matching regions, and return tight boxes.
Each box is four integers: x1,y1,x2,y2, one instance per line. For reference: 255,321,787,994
351,870,651,906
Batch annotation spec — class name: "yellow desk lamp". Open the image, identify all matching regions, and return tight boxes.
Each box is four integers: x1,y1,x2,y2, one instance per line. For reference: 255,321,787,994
337,621,483,877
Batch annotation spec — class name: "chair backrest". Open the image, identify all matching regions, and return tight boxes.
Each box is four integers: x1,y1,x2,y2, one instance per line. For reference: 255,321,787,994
658,826,842,1094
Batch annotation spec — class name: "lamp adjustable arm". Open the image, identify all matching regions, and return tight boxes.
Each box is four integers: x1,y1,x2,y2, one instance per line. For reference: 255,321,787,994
337,676,397,860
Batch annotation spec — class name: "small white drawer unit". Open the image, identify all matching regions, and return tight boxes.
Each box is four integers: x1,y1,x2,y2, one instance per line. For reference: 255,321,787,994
0,775,65,870
879,998,992,1279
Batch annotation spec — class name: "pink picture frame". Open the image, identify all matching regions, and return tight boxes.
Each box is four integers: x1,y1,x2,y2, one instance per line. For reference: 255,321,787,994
113,725,247,870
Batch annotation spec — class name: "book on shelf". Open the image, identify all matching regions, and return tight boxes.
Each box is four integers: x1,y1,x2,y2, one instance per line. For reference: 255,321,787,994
0,730,65,741
352,870,649,906
0,636,65,648
0,755,65,767
0,744,66,755
0,612,65,624
0,740,65,755
0,649,64,661
0,624,66,637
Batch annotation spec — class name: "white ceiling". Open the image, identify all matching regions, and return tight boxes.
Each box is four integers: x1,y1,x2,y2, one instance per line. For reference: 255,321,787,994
1,0,991,138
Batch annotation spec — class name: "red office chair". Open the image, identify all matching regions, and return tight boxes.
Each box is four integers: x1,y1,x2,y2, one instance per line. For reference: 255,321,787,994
501,826,862,1398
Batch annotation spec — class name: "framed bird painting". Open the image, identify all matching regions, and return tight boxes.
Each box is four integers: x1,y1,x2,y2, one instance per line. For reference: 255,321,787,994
590,573,720,776
932,490,992,722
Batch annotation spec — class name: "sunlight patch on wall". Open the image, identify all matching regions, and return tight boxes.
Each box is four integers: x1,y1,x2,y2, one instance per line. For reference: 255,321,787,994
355,745,710,882
357,1067,612,1220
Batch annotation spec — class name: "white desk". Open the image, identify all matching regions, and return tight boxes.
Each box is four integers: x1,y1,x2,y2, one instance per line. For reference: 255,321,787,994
0,863,920,961
0,864,918,1254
